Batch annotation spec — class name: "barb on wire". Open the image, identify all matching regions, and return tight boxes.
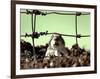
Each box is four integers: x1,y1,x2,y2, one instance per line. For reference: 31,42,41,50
21,9,47,16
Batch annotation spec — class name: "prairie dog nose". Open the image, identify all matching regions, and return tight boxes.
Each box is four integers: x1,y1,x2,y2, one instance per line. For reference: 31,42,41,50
54,42,59,46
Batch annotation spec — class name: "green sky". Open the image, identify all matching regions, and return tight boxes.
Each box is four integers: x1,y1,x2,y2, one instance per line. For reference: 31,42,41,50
20,9,90,50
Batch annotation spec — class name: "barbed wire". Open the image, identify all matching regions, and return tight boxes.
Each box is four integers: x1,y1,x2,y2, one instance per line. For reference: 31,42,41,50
21,31,90,38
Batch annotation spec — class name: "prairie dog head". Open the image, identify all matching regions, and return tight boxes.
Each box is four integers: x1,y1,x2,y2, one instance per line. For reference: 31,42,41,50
49,33,65,49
